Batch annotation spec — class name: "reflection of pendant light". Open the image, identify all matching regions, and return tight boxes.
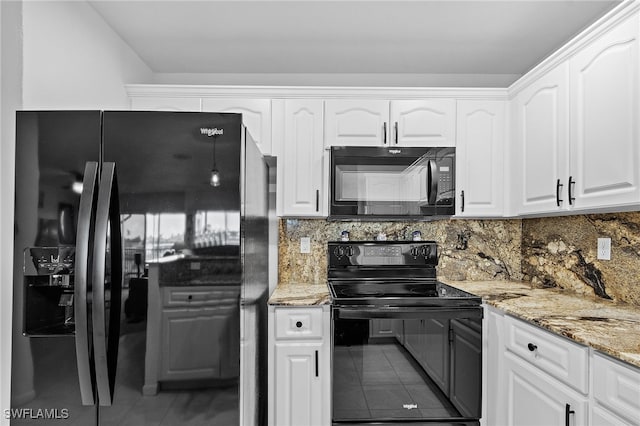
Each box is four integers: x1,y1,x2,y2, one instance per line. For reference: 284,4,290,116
71,172,84,194
210,136,221,187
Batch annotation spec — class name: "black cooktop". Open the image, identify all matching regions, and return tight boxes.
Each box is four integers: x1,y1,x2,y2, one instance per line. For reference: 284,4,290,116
327,241,480,307
329,280,481,307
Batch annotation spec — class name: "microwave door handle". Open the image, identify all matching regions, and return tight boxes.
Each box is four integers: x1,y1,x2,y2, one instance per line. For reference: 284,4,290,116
74,161,99,406
92,162,123,406
427,159,438,205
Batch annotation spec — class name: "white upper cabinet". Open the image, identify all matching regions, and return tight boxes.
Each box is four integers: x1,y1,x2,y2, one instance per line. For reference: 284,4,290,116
325,99,455,147
274,99,326,217
514,63,570,215
202,98,273,155
324,100,389,146
513,9,640,216
569,13,640,210
130,96,202,111
391,100,456,146
456,100,505,216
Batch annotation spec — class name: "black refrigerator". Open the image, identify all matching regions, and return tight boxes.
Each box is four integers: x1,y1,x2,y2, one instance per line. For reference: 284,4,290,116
11,111,270,425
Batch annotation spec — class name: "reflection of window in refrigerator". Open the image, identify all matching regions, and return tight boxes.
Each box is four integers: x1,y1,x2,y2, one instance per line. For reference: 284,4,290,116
194,211,240,247
144,213,186,261
121,214,145,277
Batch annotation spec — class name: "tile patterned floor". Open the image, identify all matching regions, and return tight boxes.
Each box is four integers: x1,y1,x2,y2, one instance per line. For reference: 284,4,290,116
333,342,459,422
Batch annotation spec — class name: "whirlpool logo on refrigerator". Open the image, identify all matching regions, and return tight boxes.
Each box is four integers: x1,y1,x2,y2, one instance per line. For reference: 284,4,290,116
200,127,224,136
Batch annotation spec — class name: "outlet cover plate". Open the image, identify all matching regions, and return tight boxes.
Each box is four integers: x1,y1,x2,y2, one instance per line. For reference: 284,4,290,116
597,237,611,260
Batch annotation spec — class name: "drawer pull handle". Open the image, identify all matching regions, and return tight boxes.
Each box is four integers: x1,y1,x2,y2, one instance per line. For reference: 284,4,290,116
187,295,193,301
296,321,303,328
527,343,537,352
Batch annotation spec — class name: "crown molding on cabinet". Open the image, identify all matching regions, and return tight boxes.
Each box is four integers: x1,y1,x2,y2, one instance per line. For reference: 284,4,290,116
507,0,640,98
125,84,508,100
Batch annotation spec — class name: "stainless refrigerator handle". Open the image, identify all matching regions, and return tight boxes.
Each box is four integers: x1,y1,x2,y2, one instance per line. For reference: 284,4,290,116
74,162,99,406
92,162,123,406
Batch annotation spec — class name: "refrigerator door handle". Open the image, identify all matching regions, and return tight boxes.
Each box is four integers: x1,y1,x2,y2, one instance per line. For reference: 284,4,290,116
91,162,123,406
74,162,99,406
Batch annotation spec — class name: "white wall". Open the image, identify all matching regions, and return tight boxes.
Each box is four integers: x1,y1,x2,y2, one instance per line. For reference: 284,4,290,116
0,2,22,424
152,72,521,88
22,0,153,109
1,1,153,422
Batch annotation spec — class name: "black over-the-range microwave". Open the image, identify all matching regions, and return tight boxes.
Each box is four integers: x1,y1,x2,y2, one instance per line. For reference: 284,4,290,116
329,146,455,219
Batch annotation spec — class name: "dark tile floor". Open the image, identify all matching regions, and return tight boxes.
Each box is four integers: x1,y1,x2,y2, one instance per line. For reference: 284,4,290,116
333,342,458,421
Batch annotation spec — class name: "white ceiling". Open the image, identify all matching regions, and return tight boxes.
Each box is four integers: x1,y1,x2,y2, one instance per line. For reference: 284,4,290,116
88,0,621,86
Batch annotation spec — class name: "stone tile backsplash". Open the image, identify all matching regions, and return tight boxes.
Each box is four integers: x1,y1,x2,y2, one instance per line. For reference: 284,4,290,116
522,212,640,306
278,218,523,285
278,212,640,307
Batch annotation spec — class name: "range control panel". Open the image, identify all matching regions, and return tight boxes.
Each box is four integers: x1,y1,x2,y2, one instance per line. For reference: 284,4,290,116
328,241,438,267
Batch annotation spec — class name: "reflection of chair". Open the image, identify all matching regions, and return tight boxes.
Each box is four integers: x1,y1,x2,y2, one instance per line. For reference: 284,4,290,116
124,278,148,323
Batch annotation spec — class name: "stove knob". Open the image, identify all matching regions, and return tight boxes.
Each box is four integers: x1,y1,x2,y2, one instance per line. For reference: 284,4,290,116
347,246,354,256
420,245,431,258
333,247,341,258
410,246,420,258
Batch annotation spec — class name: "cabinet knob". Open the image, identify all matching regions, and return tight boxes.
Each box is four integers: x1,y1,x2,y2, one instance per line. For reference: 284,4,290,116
188,295,193,301
527,343,537,352
296,321,303,328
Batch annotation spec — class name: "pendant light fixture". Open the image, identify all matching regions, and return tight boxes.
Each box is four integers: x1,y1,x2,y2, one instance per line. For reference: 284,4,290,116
210,136,221,187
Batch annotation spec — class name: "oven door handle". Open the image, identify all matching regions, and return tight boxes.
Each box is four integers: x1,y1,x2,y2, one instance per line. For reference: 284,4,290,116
334,306,483,320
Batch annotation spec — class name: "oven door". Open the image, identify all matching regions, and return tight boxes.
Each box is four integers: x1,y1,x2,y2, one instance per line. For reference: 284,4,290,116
332,306,481,425
329,146,455,219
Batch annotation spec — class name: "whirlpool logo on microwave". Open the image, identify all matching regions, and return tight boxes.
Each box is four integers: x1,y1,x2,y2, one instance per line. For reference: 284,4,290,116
402,403,418,410
388,149,402,154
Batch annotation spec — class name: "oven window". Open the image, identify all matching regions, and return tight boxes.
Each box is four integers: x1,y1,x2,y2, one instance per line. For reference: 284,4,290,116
332,317,481,423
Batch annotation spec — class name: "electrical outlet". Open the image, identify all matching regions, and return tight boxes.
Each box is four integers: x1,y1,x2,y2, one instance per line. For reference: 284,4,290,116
300,237,311,254
597,237,611,260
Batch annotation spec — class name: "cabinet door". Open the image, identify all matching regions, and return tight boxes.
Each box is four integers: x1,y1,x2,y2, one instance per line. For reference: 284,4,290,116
160,306,237,381
274,343,324,426
456,100,505,216
570,14,640,210
450,320,482,418
369,319,395,339
515,63,570,215
130,96,201,111
390,99,456,146
324,99,389,146
277,99,325,216
503,351,588,426
202,98,272,155
422,319,450,395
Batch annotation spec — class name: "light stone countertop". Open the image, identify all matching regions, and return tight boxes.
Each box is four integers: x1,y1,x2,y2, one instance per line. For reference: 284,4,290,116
268,279,640,369
446,279,640,368
268,283,331,306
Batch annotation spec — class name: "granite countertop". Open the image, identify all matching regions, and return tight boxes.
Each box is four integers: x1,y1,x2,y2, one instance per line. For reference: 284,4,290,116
268,283,331,306
446,280,640,368
268,280,640,369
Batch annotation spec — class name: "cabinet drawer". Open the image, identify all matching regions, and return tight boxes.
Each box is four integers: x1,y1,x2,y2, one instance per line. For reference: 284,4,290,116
504,315,589,393
275,307,324,340
592,352,640,424
162,286,239,307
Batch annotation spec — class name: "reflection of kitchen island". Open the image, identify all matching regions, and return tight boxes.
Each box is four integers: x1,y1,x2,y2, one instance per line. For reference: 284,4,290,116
143,260,241,395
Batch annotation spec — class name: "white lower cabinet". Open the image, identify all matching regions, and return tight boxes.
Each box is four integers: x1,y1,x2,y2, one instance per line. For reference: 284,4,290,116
488,306,640,426
503,351,588,425
591,352,640,426
269,306,330,426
